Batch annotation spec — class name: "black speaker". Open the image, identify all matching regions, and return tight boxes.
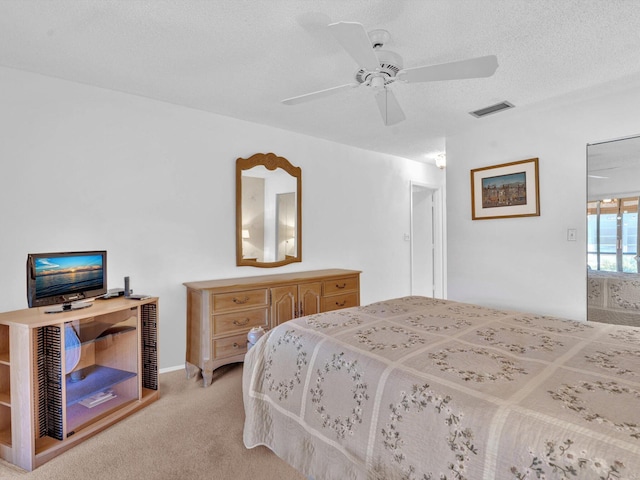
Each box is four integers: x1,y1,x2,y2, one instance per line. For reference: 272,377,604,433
124,276,131,297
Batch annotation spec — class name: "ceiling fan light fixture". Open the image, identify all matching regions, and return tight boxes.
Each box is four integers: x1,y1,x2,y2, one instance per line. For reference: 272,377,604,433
370,76,385,89
368,29,390,49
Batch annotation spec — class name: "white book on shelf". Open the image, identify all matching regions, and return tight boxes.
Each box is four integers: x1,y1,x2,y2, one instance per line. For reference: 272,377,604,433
79,390,117,408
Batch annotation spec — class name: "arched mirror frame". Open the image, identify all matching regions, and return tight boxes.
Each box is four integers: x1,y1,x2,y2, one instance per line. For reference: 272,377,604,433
236,152,302,267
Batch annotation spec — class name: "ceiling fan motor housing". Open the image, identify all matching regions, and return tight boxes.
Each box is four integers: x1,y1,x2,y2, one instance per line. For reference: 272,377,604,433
355,49,403,86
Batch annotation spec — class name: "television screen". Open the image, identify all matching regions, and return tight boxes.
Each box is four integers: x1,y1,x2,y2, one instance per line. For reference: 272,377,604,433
27,251,107,310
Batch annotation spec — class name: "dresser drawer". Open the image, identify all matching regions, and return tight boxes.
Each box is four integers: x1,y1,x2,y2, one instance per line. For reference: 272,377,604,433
212,288,269,312
213,333,248,359
323,276,359,295
322,292,359,312
213,308,268,335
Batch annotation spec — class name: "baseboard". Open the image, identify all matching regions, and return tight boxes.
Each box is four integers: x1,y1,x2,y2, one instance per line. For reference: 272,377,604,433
159,365,185,374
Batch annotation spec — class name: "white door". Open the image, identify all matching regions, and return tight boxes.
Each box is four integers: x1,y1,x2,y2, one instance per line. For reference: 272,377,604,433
411,182,443,298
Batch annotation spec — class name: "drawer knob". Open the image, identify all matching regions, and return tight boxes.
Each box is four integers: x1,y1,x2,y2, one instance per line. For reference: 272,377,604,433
233,296,250,304
336,283,346,289
233,318,250,326
232,342,240,348
336,300,346,307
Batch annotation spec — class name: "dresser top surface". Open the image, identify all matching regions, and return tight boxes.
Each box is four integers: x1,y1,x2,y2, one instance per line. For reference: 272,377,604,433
183,269,360,292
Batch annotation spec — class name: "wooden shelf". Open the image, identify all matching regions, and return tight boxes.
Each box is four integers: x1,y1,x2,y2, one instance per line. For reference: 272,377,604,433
0,326,8,367
0,428,10,447
77,323,136,345
34,434,60,455
0,364,9,408
67,392,136,434
0,404,10,447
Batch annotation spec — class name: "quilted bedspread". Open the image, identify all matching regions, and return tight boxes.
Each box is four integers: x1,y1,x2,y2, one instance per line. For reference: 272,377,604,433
243,297,640,480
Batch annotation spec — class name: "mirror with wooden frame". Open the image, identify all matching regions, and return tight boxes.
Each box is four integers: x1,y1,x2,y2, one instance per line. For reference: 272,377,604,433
236,153,302,267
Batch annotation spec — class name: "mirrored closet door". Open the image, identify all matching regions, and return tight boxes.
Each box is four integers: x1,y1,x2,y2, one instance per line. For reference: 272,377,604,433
587,135,640,325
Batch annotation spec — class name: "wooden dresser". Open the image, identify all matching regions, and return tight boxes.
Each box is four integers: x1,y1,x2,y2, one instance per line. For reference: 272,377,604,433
183,269,360,386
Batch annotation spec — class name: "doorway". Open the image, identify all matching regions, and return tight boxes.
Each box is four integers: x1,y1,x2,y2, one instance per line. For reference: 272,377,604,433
276,192,296,261
411,182,444,298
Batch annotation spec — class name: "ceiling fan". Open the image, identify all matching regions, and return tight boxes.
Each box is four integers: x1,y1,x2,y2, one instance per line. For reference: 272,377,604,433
282,21,499,126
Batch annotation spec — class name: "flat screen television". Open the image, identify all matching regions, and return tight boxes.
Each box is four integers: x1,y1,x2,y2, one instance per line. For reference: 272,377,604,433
27,250,107,313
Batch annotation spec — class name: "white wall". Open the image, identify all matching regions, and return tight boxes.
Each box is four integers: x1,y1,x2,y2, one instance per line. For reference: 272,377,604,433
0,66,444,369
446,78,640,320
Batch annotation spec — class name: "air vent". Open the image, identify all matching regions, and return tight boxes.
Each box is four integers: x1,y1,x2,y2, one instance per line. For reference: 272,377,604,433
470,101,515,118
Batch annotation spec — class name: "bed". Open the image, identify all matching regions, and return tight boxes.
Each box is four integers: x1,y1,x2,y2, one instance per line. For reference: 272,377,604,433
588,270,640,326
243,296,640,480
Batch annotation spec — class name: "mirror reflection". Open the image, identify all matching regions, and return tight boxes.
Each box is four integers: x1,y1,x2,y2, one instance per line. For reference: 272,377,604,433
587,135,640,325
236,153,302,267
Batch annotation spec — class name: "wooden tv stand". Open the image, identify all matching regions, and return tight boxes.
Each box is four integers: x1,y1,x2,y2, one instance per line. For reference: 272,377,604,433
0,296,159,471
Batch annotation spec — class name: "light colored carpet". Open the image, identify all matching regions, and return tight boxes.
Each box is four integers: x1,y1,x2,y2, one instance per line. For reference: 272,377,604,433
0,364,305,480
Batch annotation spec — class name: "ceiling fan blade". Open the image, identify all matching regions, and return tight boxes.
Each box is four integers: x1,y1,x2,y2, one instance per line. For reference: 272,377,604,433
374,88,406,126
328,21,380,71
282,83,357,105
398,55,498,83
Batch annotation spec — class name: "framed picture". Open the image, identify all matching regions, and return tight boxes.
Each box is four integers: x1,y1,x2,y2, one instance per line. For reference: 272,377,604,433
470,158,540,220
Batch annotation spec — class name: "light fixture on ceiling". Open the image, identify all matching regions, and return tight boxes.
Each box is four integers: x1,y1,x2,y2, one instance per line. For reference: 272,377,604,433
435,153,446,169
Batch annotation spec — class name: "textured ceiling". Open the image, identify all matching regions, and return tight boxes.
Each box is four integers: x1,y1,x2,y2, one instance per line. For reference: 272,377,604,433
1,0,639,163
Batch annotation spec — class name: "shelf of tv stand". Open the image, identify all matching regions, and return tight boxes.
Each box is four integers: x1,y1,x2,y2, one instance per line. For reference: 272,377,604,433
0,400,9,449
65,370,138,436
66,365,136,406
0,427,10,446
76,323,136,345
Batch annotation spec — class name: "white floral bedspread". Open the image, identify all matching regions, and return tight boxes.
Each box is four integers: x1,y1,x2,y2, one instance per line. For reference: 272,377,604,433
243,296,640,480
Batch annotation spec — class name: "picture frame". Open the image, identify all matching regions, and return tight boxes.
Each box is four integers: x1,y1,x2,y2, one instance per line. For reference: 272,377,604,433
470,157,540,220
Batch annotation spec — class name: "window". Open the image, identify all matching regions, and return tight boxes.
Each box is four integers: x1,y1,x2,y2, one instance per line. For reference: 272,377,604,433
587,197,639,273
